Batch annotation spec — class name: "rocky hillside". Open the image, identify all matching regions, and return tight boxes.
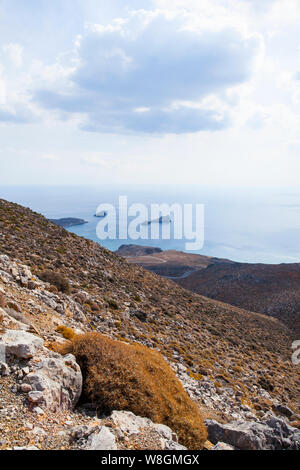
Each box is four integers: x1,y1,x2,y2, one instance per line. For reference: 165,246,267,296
115,247,232,278
0,198,299,450
117,246,300,335
178,262,300,336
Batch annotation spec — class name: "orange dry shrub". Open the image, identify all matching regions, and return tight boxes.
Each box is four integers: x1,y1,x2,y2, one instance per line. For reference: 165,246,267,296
56,325,76,340
188,370,203,381
61,332,207,449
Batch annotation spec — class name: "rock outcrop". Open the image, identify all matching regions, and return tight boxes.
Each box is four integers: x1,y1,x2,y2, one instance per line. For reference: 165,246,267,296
206,414,300,450
0,329,82,413
70,411,187,451
23,353,82,412
0,330,44,359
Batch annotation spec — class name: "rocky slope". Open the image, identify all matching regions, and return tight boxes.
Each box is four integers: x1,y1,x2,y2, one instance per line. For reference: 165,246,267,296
178,262,300,335
115,247,232,278
0,198,299,450
117,246,300,335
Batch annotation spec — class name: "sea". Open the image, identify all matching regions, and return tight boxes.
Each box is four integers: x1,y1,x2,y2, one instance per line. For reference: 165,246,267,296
1,184,300,264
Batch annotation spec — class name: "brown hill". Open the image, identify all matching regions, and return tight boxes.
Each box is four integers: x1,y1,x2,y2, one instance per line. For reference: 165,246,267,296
0,198,299,418
116,244,163,257
178,262,300,336
117,246,300,336
115,247,233,278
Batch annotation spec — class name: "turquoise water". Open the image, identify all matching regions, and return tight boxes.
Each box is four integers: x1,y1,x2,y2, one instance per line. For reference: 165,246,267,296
1,184,300,264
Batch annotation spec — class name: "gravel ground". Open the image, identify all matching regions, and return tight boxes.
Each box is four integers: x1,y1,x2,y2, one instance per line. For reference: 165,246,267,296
0,374,170,451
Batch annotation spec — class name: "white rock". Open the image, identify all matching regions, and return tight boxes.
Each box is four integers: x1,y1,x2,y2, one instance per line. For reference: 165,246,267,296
24,354,82,412
87,426,117,450
0,330,43,359
0,362,10,376
110,410,152,435
28,391,44,404
33,407,44,416
109,411,183,449
14,446,39,451
212,442,235,450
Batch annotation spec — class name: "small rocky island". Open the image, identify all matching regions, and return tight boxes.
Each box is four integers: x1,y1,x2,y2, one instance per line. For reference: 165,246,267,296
143,215,172,225
50,218,88,228
94,210,107,217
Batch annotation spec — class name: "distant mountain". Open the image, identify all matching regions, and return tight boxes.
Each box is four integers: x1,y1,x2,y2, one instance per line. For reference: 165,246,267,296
116,244,163,257
50,218,88,228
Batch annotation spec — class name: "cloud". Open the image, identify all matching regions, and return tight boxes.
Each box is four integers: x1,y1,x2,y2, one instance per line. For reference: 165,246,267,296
81,105,231,134
2,43,23,67
246,110,270,129
0,105,33,123
240,0,275,11
34,10,261,134
41,154,59,161
81,152,116,168
0,57,34,124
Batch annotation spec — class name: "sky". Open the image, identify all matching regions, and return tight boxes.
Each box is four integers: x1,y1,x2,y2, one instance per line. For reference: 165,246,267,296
1,0,300,188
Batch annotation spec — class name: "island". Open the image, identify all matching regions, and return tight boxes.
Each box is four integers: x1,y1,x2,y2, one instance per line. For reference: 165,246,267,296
142,215,172,225
94,210,107,217
49,218,88,228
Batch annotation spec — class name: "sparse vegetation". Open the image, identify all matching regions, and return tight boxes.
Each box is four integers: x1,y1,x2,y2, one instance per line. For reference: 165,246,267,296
39,270,70,294
105,298,119,310
60,332,207,449
0,198,299,423
258,376,274,392
6,301,20,312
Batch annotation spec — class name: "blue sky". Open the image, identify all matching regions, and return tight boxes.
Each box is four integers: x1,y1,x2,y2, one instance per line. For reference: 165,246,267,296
1,0,300,187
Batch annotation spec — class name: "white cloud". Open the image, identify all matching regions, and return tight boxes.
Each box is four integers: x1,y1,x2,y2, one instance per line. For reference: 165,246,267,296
2,43,23,67
33,9,261,134
0,73,6,104
1,0,300,188
81,152,116,168
41,154,59,161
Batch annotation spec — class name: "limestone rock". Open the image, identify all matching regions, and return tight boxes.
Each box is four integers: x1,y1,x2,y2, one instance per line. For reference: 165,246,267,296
212,442,235,450
24,354,82,412
109,410,186,450
86,426,117,451
205,417,300,450
0,362,10,376
0,330,44,359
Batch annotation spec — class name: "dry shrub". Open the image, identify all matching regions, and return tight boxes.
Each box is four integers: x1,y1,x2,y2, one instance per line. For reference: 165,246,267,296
47,285,58,294
61,332,207,449
56,325,76,340
73,292,86,305
6,301,20,312
39,270,70,294
0,292,6,309
105,298,119,310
